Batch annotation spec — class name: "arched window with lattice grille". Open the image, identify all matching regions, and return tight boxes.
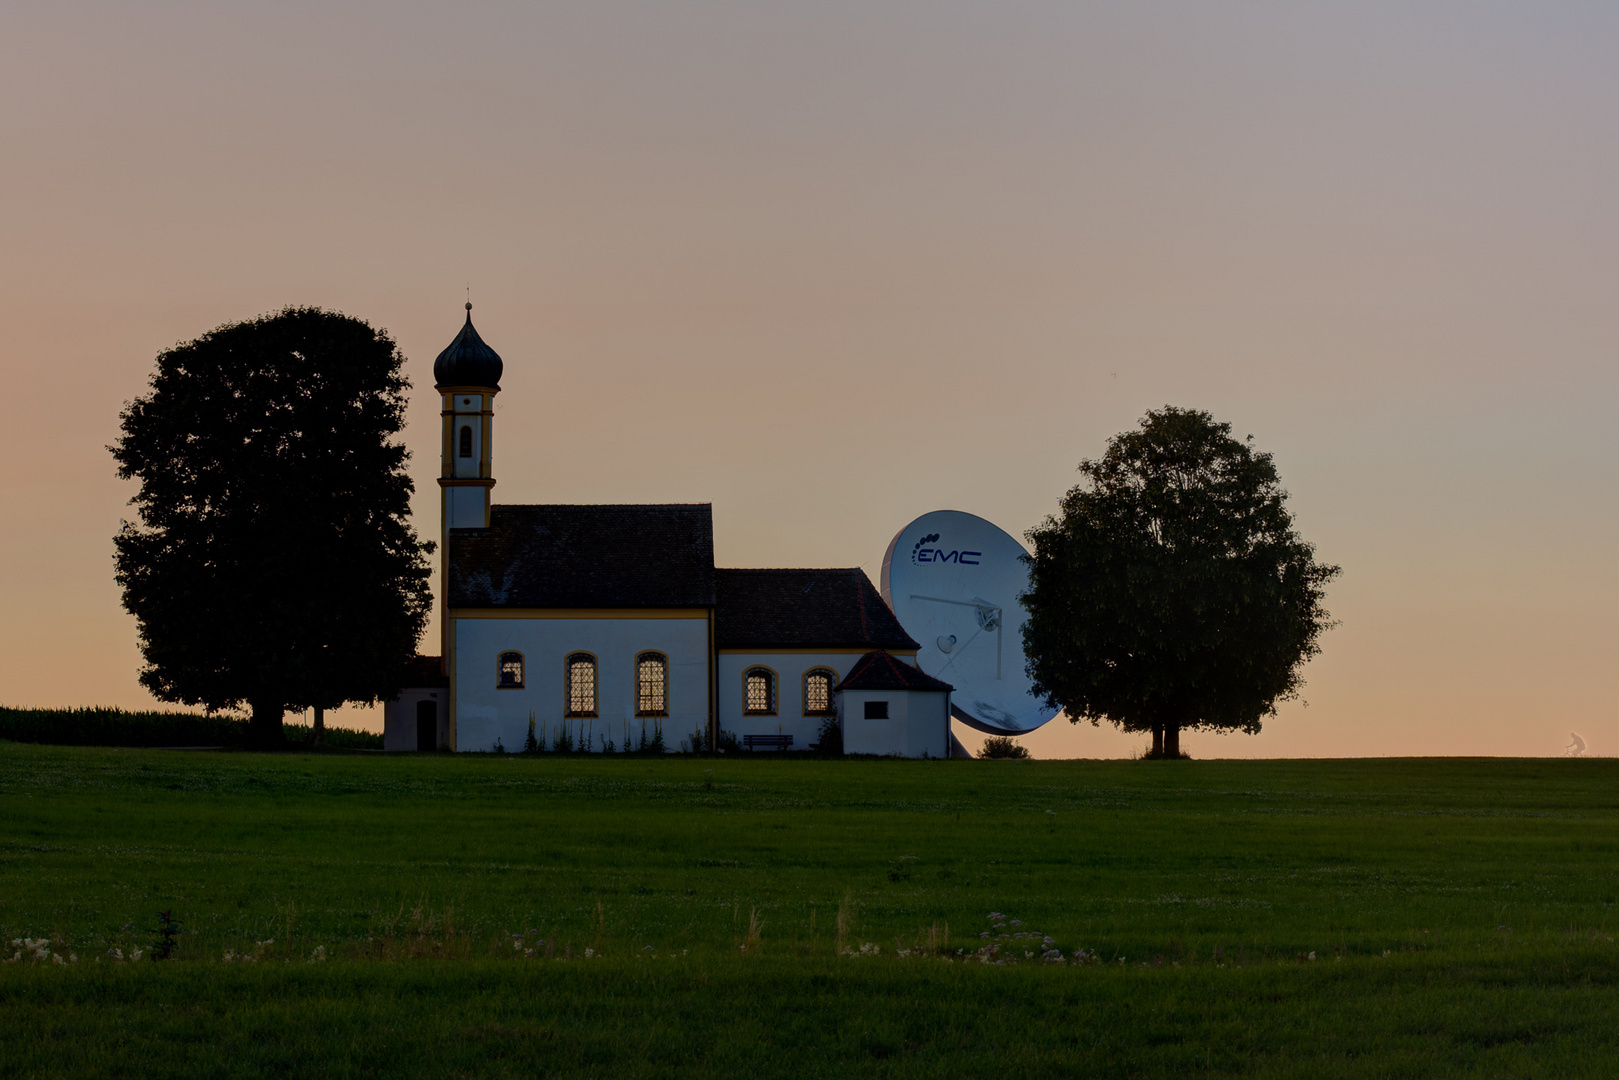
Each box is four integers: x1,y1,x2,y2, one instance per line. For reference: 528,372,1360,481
565,653,598,717
497,651,524,689
744,667,776,716
802,668,836,716
635,652,668,717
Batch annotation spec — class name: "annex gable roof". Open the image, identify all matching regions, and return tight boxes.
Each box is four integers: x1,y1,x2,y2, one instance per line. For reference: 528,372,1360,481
836,649,954,693
714,568,921,651
448,504,716,609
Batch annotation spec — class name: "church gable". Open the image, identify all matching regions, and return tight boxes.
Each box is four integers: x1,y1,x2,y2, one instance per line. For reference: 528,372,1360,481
449,504,716,609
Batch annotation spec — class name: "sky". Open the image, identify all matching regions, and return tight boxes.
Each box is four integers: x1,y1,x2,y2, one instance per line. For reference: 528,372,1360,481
2,1,1615,758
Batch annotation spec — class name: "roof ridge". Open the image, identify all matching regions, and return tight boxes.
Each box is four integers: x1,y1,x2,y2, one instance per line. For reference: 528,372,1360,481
494,502,714,509
715,567,860,573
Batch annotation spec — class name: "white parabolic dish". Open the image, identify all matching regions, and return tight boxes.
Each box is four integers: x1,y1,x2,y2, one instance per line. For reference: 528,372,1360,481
880,510,1061,736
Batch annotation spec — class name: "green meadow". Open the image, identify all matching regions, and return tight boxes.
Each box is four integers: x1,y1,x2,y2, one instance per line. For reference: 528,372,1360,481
3,742,1618,1077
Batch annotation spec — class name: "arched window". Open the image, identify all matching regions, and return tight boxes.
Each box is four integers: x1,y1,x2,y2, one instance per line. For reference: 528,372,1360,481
497,651,524,689
636,652,668,717
565,653,598,717
744,667,776,716
458,425,474,458
802,668,836,716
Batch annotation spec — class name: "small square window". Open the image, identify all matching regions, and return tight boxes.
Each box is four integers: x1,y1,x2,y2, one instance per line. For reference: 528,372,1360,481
863,700,889,720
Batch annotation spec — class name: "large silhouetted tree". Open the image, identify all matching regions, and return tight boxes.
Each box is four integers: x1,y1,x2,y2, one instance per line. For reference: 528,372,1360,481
111,308,433,744
1021,406,1339,758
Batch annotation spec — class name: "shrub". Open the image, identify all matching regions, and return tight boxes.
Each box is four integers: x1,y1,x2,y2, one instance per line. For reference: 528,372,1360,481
811,715,843,756
978,736,1030,760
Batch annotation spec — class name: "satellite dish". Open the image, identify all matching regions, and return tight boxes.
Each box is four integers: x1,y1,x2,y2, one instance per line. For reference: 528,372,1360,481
881,510,1060,736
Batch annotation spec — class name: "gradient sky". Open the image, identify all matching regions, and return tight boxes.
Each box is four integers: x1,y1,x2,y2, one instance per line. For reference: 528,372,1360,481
3,1,1616,757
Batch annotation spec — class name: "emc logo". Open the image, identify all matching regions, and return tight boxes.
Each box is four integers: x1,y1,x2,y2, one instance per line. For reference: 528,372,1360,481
911,535,982,566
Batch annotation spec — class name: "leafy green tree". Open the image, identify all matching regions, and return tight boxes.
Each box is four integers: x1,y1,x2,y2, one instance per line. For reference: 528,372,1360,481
1021,406,1339,758
112,308,434,744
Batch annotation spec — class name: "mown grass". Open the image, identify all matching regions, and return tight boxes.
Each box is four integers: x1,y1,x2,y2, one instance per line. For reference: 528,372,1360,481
3,744,1618,1077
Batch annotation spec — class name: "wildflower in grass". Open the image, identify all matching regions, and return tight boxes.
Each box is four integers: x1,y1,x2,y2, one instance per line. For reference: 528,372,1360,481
584,947,595,958
309,945,327,962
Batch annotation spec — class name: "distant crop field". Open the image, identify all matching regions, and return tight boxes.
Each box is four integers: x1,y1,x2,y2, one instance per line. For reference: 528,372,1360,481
2,744,1617,1077
0,706,382,749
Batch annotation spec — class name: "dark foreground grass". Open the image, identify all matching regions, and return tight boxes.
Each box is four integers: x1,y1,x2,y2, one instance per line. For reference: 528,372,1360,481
3,744,1618,1076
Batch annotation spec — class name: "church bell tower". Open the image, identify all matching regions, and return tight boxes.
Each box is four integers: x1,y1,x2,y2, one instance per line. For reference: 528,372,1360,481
434,303,504,663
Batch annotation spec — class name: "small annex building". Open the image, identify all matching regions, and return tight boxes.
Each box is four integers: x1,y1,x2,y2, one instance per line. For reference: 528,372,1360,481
383,306,950,755
837,649,954,759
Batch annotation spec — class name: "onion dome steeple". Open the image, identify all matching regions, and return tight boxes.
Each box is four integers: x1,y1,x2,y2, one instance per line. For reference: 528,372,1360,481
433,302,503,389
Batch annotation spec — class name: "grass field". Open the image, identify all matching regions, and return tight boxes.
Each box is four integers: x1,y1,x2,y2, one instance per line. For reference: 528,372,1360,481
3,743,1618,1077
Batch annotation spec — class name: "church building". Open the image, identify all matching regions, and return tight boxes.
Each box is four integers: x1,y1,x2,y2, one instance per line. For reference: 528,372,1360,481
382,307,953,756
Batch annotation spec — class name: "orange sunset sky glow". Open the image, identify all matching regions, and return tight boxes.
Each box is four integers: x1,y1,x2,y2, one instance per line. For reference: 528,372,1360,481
3,2,1616,758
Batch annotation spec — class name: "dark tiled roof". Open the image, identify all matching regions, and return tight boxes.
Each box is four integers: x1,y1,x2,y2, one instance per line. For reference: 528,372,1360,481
401,654,450,688
836,650,954,693
714,568,921,651
449,504,716,608
433,304,503,389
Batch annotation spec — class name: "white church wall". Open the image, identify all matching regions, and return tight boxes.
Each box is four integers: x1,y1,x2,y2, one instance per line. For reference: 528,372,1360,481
453,614,710,752
447,487,485,529
716,651,870,751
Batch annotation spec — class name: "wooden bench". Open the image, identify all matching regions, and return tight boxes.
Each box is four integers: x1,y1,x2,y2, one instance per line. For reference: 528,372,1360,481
742,734,794,751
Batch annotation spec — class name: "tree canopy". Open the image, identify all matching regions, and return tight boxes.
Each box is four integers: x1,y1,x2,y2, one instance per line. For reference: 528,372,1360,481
1021,406,1339,758
111,307,434,743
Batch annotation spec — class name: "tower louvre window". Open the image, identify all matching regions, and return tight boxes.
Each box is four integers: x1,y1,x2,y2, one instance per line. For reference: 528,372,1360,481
802,668,836,716
566,653,598,717
636,652,668,716
458,425,474,458
744,668,776,716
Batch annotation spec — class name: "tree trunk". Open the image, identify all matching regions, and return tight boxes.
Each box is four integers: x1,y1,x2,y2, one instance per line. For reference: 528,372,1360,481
313,706,325,748
1150,725,1164,758
250,700,285,746
1164,724,1181,759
